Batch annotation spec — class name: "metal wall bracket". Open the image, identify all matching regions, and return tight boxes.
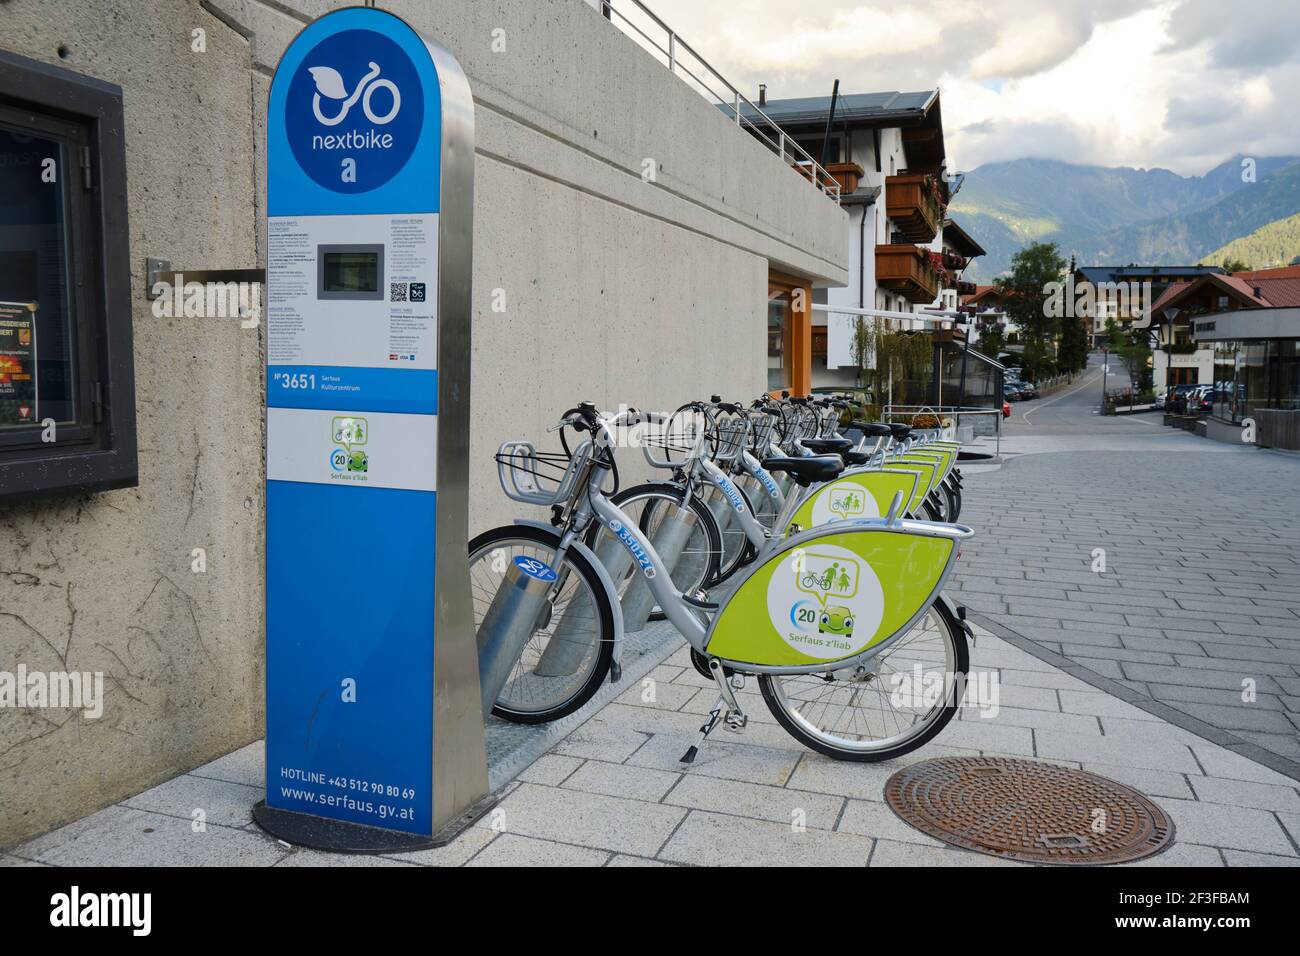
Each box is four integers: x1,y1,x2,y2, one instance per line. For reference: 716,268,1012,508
144,257,170,298
144,258,265,299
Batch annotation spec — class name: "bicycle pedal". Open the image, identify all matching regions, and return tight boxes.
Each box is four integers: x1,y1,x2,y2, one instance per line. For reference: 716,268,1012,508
724,712,748,732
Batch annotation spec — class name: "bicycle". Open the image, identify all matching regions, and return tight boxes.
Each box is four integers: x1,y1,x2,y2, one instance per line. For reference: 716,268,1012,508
472,402,974,763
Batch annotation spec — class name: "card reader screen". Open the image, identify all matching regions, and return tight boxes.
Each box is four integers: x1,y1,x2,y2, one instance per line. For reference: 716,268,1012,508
321,251,379,294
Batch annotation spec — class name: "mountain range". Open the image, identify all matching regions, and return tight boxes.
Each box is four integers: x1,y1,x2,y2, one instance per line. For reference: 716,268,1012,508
950,155,1300,281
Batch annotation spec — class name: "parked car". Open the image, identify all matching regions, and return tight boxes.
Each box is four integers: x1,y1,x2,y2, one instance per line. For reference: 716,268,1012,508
1189,385,1214,415
1166,383,1200,414
1002,400,1011,419
1016,381,1040,399
1004,382,1025,401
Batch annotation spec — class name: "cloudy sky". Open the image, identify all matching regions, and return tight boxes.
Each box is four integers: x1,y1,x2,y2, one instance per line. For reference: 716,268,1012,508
633,0,1300,176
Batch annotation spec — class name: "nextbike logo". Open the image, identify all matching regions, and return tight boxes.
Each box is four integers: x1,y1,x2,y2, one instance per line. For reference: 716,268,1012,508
309,63,400,128
286,29,424,193
717,476,746,512
608,520,656,579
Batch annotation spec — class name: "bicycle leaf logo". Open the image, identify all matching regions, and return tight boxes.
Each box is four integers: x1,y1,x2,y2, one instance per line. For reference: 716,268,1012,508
308,62,401,126
284,29,424,193
309,66,350,101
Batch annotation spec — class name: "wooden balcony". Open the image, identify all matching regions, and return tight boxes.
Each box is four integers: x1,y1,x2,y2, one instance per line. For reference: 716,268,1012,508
825,161,865,195
876,244,940,304
885,173,942,243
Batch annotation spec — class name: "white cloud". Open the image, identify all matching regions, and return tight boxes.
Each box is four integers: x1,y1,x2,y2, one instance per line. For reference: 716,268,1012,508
635,0,1300,174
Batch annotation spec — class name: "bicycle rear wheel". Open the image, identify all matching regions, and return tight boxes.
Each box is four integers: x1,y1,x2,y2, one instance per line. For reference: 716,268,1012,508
704,479,758,583
758,600,968,761
469,525,615,723
591,482,722,595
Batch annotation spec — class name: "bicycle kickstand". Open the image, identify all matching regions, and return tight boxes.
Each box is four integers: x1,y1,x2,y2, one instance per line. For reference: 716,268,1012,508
680,659,748,763
680,698,723,764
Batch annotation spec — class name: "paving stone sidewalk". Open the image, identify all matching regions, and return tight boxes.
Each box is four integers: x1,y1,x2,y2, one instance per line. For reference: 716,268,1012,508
7,624,1299,867
953,442,1300,769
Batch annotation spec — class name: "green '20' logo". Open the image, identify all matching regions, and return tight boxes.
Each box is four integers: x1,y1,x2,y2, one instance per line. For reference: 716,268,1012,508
330,415,370,475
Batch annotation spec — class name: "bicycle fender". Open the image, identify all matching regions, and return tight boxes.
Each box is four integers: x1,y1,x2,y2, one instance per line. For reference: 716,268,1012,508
513,519,626,674
932,590,971,639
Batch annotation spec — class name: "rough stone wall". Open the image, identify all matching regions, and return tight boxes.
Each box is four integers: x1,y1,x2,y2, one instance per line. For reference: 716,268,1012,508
0,0,846,846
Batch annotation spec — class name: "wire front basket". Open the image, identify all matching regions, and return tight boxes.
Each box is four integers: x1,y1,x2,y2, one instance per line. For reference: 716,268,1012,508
496,439,593,506
641,406,713,468
712,415,751,465
818,404,841,437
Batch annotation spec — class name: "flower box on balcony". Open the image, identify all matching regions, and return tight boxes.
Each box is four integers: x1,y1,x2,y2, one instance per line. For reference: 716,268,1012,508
826,161,865,194
885,173,942,243
876,244,940,304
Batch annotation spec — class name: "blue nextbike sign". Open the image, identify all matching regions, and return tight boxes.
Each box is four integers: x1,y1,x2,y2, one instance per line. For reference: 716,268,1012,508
260,7,485,846
284,29,424,193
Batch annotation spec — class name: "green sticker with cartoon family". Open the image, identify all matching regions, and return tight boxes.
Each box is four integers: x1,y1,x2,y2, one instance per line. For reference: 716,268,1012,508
330,415,370,478
765,544,885,660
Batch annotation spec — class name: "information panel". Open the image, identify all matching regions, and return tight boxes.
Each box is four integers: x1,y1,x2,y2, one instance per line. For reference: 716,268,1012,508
261,7,486,845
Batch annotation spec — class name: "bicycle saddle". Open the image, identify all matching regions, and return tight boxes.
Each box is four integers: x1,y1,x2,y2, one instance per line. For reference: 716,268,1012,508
800,437,853,454
854,422,893,438
842,449,871,466
761,455,844,487
887,423,912,440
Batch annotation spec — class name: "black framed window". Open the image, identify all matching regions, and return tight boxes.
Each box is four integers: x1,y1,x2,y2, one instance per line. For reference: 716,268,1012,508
0,50,136,500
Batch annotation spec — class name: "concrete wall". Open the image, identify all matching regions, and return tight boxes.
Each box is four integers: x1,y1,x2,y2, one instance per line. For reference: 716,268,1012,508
0,0,846,846
0,0,266,848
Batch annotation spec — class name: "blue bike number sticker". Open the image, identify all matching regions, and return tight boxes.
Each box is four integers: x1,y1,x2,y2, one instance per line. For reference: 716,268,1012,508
717,475,746,512
754,466,781,500
285,29,424,193
609,519,657,578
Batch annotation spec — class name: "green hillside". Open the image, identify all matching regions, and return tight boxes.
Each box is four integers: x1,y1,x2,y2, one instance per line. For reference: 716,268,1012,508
952,156,1300,280
1203,213,1300,270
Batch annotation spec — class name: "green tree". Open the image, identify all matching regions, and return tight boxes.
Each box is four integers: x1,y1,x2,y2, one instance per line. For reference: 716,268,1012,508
849,316,872,387
1221,257,1249,274
974,315,1006,361
1058,312,1089,373
995,242,1067,381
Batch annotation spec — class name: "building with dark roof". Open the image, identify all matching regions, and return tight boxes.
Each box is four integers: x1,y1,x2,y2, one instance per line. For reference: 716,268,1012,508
738,88,986,393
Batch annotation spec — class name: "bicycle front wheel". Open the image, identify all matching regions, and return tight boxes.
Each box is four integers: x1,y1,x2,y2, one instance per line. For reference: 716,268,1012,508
759,600,968,761
469,525,615,723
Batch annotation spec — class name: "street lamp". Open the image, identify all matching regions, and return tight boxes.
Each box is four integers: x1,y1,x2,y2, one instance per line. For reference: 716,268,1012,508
1100,345,1109,412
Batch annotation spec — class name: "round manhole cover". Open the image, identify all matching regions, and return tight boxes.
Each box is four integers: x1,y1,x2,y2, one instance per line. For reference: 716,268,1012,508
885,756,1175,865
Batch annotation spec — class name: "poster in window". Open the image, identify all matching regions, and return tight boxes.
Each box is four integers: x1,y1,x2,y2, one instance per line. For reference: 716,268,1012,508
0,301,38,425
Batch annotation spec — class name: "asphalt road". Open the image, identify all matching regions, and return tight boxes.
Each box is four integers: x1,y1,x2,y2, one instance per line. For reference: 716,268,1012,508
1003,352,1131,435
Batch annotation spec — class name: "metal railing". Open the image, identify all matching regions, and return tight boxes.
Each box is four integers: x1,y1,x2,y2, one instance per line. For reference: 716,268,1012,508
599,0,841,202
879,404,1003,457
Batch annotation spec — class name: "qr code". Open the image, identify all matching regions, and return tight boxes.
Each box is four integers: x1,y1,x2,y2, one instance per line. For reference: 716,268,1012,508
390,282,407,302
409,282,426,302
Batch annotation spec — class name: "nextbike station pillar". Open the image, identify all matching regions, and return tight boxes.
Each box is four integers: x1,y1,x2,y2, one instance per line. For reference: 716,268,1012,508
254,7,490,851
